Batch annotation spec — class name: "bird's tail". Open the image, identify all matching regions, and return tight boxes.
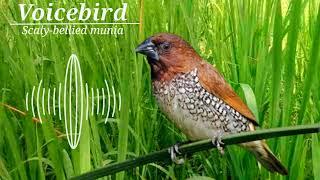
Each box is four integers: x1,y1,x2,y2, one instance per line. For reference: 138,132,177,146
241,140,288,175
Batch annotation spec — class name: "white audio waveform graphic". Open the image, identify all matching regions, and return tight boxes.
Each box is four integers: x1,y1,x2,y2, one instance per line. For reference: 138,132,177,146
25,54,121,149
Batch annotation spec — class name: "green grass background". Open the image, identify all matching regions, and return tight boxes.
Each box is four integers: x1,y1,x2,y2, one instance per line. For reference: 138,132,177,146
0,0,320,179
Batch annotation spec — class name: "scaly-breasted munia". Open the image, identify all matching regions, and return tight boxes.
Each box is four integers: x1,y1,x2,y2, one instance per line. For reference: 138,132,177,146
136,33,288,175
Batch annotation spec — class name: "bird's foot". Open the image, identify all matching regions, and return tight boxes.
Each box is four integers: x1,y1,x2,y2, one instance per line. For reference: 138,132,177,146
211,131,225,155
168,143,185,164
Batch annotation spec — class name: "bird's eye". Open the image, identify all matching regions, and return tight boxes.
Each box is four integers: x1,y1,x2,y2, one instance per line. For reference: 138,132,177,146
160,42,171,51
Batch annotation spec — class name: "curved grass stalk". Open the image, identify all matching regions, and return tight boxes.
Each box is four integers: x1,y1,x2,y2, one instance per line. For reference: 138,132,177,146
71,124,320,180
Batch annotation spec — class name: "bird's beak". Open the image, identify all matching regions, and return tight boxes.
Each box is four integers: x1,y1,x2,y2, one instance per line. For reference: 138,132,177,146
135,38,159,61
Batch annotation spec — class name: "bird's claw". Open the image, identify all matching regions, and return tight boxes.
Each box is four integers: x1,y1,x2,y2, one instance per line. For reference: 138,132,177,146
211,131,225,155
168,144,185,164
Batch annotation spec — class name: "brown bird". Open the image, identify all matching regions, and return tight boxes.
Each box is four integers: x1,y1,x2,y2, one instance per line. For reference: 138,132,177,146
136,33,288,175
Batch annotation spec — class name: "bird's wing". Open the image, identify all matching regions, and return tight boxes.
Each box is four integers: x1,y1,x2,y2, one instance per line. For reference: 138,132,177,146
197,61,258,126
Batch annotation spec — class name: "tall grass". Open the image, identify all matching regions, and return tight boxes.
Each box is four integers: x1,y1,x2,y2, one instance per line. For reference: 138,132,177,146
0,0,319,179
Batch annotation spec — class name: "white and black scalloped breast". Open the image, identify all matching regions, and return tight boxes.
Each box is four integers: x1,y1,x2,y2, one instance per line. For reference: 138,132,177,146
152,68,250,140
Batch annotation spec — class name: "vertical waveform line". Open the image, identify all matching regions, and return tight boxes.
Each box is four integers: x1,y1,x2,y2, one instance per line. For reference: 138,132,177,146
74,57,79,149
31,86,36,118
25,92,29,111
111,85,116,117
102,88,105,115
96,88,100,115
47,88,51,115
118,92,121,111
37,80,43,123
91,87,94,116
104,80,111,123
64,57,73,147
85,83,89,121
74,55,84,148
58,83,62,120
53,87,56,116
68,57,74,147
42,88,46,115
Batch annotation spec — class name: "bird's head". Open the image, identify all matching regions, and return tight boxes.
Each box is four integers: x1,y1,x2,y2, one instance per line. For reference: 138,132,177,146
135,33,201,80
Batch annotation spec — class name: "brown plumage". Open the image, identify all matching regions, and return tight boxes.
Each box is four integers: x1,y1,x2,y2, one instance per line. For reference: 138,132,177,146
136,33,288,175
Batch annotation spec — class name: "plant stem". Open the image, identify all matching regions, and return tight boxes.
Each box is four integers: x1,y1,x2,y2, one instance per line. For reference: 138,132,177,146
71,124,320,180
